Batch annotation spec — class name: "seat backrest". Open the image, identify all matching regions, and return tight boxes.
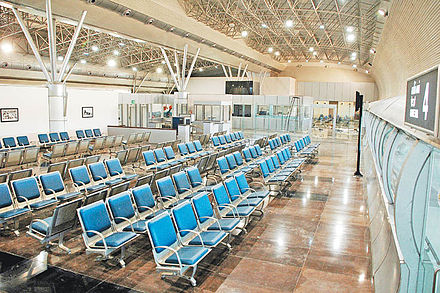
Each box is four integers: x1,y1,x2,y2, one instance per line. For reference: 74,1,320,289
9,168,32,182
276,138,282,146
177,143,188,156
89,162,109,182
242,148,252,162
192,192,214,224
0,183,14,210
219,135,227,145
255,145,263,156
16,136,30,146
114,135,123,147
186,142,196,154
172,201,198,237
230,133,237,141
163,146,175,160
249,147,258,158
224,177,242,201
135,174,154,187
65,158,84,179
70,165,91,185
47,162,67,180
271,156,281,169
60,132,69,141
0,174,7,184
234,172,250,194
84,129,93,138
212,136,220,146
21,147,39,164
131,184,156,213
232,152,244,166
4,149,23,167
224,134,232,143
107,191,136,223
3,137,16,148
225,154,237,170
83,189,107,206
143,150,156,166
216,157,230,174
265,158,276,173
76,130,85,139
204,153,218,172
269,140,275,150
50,198,83,235
153,148,167,163
12,177,41,202
39,171,65,195
277,152,286,164
49,132,60,142
147,212,178,253
93,128,102,137
78,201,112,237
64,141,78,156
286,134,291,142
85,155,100,166
125,148,140,164
105,158,123,177
193,140,203,152
77,139,90,153
156,176,177,199
108,182,130,197
186,166,203,188
127,133,136,144
258,161,270,178
38,134,49,144
51,143,66,158
93,137,105,149
172,171,191,194
116,150,127,165
212,183,231,209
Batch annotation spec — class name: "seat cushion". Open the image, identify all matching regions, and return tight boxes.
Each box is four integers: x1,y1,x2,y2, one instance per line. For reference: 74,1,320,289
123,220,147,232
207,218,240,231
189,231,227,246
95,232,137,247
86,184,106,192
0,208,30,219
43,153,52,159
30,199,58,210
57,191,81,201
237,197,263,207
226,206,254,217
31,217,52,234
122,174,138,181
247,190,270,199
165,246,210,265
104,178,124,186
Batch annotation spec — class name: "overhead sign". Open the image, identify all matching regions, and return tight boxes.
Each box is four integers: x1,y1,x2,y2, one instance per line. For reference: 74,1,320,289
404,66,440,135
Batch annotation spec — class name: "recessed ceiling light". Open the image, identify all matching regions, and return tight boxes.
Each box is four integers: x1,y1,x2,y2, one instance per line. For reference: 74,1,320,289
156,67,163,73
313,51,318,56
161,60,166,64
305,59,309,62
261,23,268,28
198,68,203,72
346,26,354,33
351,56,356,61
352,64,357,68
91,45,99,52
346,34,356,42
268,47,273,53
119,42,125,47
241,31,248,37
215,65,218,68
57,56,64,61
351,52,357,57
285,20,294,28
288,60,291,63
113,50,120,56
185,33,189,37
132,67,137,72
378,9,388,16
229,23,235,28
274,51,280,56
319,24,325,29
1,42,13,54
365,70,369,73
107,59,117,67
370,48,376,54
83,52,89,56
320,60,324,63
337,61,341,64
80,59,87,64
309,47,314,52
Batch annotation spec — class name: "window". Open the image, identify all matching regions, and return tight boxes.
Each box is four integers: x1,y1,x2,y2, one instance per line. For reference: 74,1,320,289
233,104,252,117
257,105,269,116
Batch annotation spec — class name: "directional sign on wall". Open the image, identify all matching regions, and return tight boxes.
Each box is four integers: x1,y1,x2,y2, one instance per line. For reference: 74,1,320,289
405,66,439,135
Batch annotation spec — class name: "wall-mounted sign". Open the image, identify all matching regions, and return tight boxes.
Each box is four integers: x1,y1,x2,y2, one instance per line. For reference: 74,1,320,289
0,108,19,122
404,65,440,135
82,106,94,118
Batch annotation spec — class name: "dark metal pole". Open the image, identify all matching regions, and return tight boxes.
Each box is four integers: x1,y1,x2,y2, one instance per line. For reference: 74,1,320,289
354,95,363,177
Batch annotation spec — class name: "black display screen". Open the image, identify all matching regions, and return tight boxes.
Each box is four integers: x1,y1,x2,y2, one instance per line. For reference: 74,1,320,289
225,81,259,95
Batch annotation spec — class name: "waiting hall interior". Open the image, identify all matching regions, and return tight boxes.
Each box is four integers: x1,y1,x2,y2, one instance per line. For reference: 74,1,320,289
0,0,438,292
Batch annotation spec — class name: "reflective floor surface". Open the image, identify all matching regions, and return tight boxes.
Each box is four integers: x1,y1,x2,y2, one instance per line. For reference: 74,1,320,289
0,138,372,292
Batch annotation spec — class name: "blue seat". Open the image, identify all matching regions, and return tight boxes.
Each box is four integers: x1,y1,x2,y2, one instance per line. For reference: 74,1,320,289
216,157,230,175
0,183,31,235
234,172,269,199
156,176,183,208
225,154,238,170
2,137,16,148
218,135,227,145
105,158,138,181
193,140,210,156
39,171,81,201
224,134,232,144
69,165,106,194
60,132,70,141
212,183,255,219
88,162,123,186
177,143,189,156
131,184,164,219
16,136,30,147
146,212,211,286
172,171,201,199
93,128,102,137
254,145,263,156
143,150,158,169
76,130,85,139
49,132,61,143
211,136,220,147
164,146,186,164
38,134,51,145
107,191,147,233
77,200,138,267
172,200,227,247
224,177,263,207
85,129,94,138
11,177,57,211
249,147,258,159
192,192,240,233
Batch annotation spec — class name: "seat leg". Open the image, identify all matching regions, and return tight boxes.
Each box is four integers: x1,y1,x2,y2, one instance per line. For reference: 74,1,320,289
58,233,71,254
119,246,126,268
189,265,197,287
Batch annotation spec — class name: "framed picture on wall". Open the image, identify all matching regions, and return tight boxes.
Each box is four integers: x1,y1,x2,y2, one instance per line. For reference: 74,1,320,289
82,107,94,118
0,108,19,122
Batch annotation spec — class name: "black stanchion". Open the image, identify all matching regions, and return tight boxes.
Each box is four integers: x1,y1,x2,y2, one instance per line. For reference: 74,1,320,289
354,91,363,177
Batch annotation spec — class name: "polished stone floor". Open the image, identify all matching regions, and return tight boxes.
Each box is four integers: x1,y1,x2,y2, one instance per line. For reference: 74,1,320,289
0,138,372,292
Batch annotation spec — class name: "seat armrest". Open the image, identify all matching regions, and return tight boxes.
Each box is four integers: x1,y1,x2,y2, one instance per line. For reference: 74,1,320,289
155,246,183,267
29,219,51,236
178,229,205,247
114,216,134,232
199,216,223,231
85,229,108,250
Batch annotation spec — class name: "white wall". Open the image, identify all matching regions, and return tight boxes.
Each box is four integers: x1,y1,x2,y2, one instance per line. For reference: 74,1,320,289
261,77,296,96
296,81,377,102
0,85,120,141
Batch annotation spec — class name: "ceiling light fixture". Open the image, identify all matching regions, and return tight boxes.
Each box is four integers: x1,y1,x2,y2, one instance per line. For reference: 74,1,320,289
365,70,369,73
319,24,325,29
241,31,248,37
156,67,163,74
80,59,87,64
346,26,354,33
320,60,324,63
161,60,166,64
119,42,125,47
346,34,356,42
305,59,309,62
113,50,120,56
370,48,376,54
313,51,318,56
288,60,291,63
1,42,13,54
91,45,99,52
309,47,314,52
198,68,203,72
352,64,357,68
107,59,117,67
337,61,341,64
132,67,137,72
285,20,294,28
261,23,268,28
378,9,388,16
57,56,63,61
274,51,280,56
268,47,274,53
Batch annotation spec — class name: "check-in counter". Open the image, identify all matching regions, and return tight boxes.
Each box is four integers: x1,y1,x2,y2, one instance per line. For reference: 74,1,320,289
107,126,176,143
